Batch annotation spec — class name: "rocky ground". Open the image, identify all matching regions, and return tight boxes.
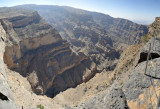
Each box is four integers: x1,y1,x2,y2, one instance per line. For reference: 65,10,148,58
0,21,18,109
54,17,160,109
53,70,113,106
6,68,65,109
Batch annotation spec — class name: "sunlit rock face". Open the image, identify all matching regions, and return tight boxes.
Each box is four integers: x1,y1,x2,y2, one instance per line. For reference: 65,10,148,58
0,22,19,109
1,7,96,97
148,17,160,37
18,4,148,71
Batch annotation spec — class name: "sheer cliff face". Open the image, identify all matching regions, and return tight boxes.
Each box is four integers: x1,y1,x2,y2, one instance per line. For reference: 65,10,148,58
110,17,160,109
88,12,148,44
17,5,148,71
0,22,18,109
1,7,96,97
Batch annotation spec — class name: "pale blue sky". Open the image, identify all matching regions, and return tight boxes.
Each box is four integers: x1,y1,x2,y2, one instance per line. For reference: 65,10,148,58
0,0,160,24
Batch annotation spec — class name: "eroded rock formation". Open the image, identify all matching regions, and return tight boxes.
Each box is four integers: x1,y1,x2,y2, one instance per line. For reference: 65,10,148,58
18,4,148,71
0,5,159,109
0,22,18,109
52,17,160,109
115,17,160,109
0,7,96,98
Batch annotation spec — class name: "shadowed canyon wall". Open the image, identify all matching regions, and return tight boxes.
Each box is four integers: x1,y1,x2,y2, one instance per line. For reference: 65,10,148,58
18,4,148,71
1,7,96,97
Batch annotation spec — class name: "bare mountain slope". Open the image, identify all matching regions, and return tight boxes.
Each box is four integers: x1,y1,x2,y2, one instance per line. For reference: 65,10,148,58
52,17,160,109
17,4,148,71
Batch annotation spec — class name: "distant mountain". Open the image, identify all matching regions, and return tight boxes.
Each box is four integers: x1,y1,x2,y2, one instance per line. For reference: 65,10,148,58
0,4,159,109
17,4,148,71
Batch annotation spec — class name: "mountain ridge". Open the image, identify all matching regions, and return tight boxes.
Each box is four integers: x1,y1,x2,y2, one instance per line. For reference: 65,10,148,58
1,5,159,109
17,4,148,71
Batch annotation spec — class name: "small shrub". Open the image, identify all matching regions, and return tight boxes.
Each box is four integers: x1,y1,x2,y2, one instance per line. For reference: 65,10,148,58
120,82,123,85
140,34,151,43
37,104,44,109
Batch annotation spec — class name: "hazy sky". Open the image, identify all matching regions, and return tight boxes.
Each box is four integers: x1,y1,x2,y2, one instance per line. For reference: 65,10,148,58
0,0,160,24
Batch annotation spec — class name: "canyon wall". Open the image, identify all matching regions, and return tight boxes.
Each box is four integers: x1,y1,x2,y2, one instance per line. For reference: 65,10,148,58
0,7,96,97
18,5,148,71
0,22,18,109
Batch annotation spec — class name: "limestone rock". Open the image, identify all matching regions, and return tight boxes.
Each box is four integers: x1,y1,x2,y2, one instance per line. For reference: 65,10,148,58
139,37,160,64
114,44,143,82
148,17,160,37
0,22,18,109
70,81,129,109
53,70,113,106
0,7,96,98
27,71,39,88
123,57,160,108
18,4,148,71
123,32,160,108
1,5,158,109
6,68,64,109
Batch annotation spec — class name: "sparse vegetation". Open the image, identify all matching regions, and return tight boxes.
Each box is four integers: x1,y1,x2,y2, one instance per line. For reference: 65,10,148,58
140,34,151,43
37,104,44,109
120,82,123,85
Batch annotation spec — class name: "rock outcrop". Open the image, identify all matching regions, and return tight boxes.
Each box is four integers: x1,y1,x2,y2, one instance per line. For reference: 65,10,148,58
70,81,129,109
148,17,160,37
6,68,65,109
113,44,143,82
0,21,18,109
139,17,160,63
17,4,148,71
0,5,158,109
119,17,160,109
53,70,113,107
0,7,96,98
123,50,160,109
55,17,160,109
138,37,160,63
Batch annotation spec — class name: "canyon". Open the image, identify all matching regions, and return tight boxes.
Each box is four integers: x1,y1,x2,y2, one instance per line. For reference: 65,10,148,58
0,7,96,99
18,4,148,71
0,5,160,109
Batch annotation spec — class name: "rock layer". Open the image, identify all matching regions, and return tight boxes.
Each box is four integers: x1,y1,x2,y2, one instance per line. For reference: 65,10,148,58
117,18,160,109
0,22,18,109
18,4,148,71
0,7,96,98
